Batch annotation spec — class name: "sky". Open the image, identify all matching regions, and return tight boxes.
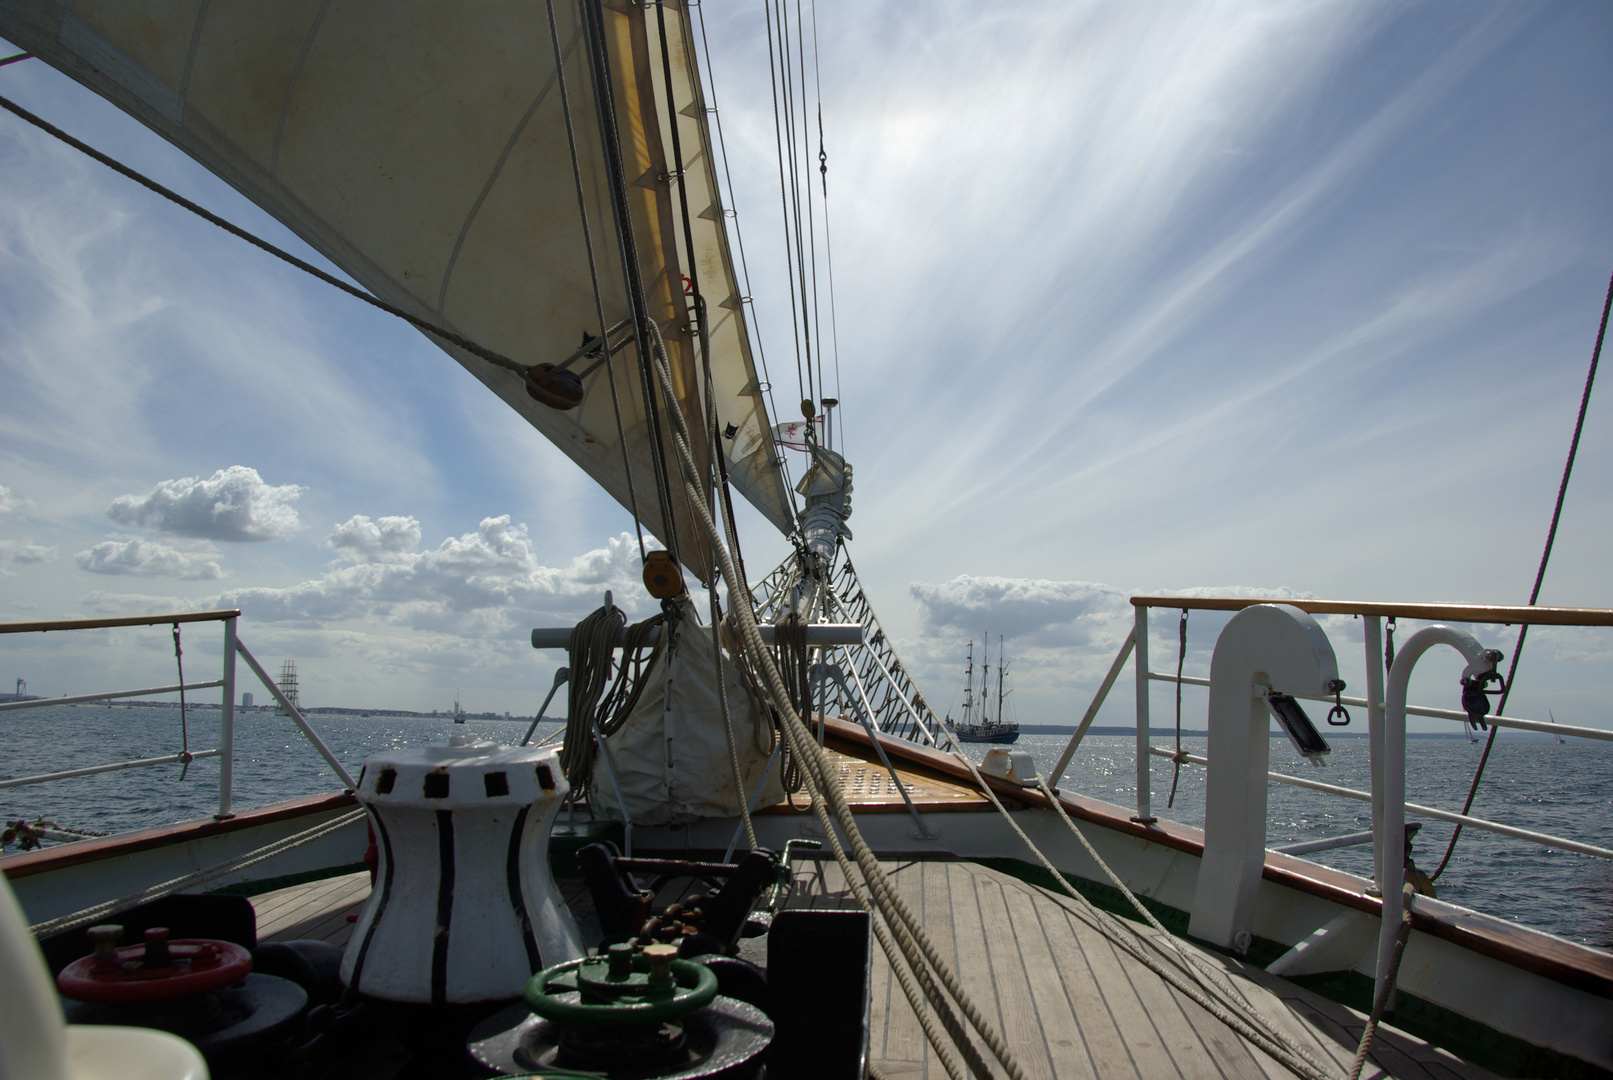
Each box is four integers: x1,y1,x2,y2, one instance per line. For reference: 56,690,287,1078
1,2,1611,738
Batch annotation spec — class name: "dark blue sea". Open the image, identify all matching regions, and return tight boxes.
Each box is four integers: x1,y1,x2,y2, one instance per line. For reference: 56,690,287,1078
2,705,1609,948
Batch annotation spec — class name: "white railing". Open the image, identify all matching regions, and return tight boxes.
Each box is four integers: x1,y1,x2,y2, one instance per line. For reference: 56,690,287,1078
0,610,353,824
1053,598,1613,863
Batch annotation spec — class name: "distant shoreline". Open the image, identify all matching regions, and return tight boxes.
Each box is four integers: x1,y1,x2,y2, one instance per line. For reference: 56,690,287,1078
1019,725,1569,740
43,703,1589,739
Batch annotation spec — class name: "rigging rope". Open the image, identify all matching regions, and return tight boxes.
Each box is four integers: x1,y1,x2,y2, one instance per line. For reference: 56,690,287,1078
1430,265,1612,882
1347,885,1416,1080
0,95,537,379
1167,608,1188,809
544,0,648,564
578,1,684,567
640,317,1027,1080
559,603,665,796
171,623,192,781
774,612,809,793
938,726,1339,1080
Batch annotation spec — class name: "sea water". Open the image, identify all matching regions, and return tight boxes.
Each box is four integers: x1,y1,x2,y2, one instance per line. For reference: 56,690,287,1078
2,705,1609,948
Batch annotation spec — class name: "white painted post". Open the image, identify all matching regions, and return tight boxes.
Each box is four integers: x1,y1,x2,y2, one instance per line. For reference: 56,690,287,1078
1378,624,1497,1009
1362,615,1385,894
217,616,236,820
1132,606,1153,822
1189,604,1340,950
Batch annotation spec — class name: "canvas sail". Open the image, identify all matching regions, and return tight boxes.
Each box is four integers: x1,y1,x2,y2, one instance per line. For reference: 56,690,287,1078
0,0,795,580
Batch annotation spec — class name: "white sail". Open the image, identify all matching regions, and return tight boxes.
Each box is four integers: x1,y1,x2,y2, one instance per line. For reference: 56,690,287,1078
0,0,795,580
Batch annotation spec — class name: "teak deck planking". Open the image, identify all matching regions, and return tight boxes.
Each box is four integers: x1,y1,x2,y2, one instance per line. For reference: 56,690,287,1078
254,858,1493,1080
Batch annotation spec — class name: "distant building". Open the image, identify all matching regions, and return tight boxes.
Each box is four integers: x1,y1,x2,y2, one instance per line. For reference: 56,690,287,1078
241,691,254,709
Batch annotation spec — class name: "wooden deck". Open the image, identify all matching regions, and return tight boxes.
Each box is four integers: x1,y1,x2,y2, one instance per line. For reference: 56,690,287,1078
250,859,1493,1080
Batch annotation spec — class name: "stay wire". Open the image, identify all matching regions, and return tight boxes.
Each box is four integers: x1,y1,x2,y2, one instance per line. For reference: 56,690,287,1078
1429,266,1613,881
806,0,843,450
794,0,823,409
545,0,647,564
691,4,800,509
778,0,817,410
762,0,807,407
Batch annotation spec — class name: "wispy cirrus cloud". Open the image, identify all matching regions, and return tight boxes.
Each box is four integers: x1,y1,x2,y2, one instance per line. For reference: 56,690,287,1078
0,484,31,519
108,466,302,542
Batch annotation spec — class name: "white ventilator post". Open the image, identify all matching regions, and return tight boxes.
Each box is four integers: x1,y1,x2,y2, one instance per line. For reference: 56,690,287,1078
1361,615,1386,893
218,615,237,819
1378,625,1499,1009
1189,604,1340,950
1133,605,1153,822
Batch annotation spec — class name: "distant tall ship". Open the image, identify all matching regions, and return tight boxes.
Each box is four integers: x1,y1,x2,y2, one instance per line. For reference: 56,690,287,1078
275,659,300,716
452,694,466,725
951,636,1020,744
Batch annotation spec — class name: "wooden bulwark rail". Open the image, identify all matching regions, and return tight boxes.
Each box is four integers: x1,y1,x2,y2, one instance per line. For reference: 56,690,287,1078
1130,596,1613,626
0,610,242,634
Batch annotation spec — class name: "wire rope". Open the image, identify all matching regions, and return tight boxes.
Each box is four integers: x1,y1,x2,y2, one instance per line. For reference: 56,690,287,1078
762,0,808,408
1429,265,1612,881
793,0,823,410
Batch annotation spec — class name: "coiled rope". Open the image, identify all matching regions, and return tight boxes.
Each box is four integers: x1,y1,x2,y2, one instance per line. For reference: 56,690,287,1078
774,611,810,793
559,603,664,796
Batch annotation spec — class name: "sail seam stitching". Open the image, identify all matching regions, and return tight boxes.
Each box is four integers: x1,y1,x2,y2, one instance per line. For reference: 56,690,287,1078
270,0,332,184
436,24,583,319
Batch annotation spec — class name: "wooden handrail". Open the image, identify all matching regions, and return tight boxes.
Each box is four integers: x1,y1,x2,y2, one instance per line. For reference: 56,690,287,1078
1129,597,1613,626
0,610,241,635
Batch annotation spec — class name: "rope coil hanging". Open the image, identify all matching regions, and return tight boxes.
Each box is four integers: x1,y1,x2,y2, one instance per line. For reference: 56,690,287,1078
558,602,665,796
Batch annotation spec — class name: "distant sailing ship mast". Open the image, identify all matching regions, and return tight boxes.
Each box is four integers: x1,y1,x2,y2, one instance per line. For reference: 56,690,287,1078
953,635,1020,744
275,659,300,716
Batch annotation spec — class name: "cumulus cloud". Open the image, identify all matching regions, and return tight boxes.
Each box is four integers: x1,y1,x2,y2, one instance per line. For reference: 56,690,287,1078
910,575,1129,648
0,485,31,519
218,521,646,632
1,539,56,563
107,466,303,542
327,515,422,563
76,536,223,580
0,538,57,576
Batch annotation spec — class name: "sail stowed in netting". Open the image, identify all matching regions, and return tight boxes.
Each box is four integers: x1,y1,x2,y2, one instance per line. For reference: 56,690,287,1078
0,2,794,577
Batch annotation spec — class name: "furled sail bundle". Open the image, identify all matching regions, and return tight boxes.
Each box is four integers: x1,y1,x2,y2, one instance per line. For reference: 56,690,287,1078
0,0,794,580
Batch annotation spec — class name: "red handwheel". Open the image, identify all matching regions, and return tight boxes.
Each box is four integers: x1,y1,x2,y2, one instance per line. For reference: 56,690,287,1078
58,927,252,1004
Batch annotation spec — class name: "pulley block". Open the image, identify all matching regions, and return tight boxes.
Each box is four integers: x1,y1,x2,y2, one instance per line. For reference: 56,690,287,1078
58,926,252,1004
643,550,685,599
525,363,586,410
